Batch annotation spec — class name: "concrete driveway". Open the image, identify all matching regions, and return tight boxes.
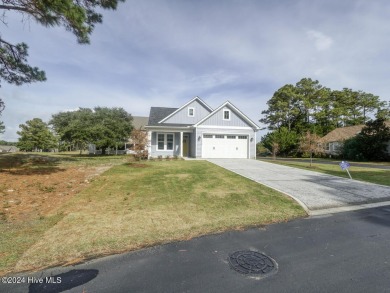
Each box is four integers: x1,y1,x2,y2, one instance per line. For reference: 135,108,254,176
207,159,390,215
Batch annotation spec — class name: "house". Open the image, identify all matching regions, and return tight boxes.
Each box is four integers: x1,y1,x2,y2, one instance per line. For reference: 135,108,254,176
145,97,260,159
125,116,149,154
0,145,19,153
131,116,149,131
88,116,149,155
320,121,390,156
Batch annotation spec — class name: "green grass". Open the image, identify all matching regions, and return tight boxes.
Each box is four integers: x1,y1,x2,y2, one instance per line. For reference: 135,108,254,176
0,215,64,273
259,159,390,186
4,160,305,274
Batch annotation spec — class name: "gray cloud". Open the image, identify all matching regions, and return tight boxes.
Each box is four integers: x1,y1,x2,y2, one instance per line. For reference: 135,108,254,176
1,0,390,141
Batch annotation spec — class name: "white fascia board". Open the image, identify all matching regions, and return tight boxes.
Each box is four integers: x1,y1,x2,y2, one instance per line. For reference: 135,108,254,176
158,96,213,123
145,126,194,132
194,101,261,130
196,125,252,130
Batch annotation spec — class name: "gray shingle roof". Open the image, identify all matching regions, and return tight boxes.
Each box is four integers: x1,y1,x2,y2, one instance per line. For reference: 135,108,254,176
145,107,196,127
147,107,178,126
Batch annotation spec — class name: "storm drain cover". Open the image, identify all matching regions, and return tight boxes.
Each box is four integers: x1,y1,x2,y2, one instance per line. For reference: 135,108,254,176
228,250,277,276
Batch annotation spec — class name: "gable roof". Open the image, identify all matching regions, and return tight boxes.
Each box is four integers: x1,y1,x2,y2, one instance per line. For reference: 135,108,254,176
320,125,364,143
147,107,178,126
0,145,19,152
132,116,149,130
320,120,390,143
158,96,213,123
194,101,261,130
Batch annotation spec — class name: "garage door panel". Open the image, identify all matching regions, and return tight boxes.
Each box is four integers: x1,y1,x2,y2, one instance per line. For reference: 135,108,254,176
202,134,248,158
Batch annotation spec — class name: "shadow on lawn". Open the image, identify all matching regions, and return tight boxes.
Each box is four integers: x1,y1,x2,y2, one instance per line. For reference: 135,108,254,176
0,153,76,176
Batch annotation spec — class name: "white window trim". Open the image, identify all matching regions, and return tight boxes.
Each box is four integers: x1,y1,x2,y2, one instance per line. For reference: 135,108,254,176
223,109,231,121
188,107,195,117
157,133,174,151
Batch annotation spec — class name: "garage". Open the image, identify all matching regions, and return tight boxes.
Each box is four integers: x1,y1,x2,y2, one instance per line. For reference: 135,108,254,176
202,134,248,158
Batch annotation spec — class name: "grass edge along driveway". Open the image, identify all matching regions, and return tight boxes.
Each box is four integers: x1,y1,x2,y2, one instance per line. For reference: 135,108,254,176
258,158,390,186
3,160,305,275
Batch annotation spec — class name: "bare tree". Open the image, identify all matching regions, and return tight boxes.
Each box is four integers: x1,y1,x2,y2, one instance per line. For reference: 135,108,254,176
129,129,148,160
299,131,323,166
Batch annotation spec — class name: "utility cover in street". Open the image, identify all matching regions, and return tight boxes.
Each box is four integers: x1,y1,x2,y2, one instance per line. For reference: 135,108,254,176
228,250,277,276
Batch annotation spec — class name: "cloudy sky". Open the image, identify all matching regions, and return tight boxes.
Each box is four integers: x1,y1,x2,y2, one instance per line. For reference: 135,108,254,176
1,0,390,141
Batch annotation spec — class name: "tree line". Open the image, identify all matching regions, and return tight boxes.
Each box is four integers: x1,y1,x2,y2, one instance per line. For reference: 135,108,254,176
0,0,125,133
17,107,133,154
260,78,390,158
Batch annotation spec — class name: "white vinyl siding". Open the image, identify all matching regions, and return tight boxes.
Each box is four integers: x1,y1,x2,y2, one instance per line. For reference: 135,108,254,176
199,106,250,127
163,100,211,124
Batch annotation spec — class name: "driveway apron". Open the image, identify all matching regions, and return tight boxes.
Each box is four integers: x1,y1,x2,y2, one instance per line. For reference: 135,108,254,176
207,159,390,213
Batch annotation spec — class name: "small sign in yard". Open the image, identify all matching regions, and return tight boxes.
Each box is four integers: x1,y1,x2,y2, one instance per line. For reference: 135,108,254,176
339,161,352,179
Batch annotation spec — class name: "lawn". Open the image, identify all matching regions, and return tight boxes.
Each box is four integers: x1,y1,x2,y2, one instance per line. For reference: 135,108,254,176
259,158,390,186
0,154,305,275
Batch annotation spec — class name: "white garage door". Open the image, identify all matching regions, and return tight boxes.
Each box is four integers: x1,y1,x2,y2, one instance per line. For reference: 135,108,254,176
202,134,248,158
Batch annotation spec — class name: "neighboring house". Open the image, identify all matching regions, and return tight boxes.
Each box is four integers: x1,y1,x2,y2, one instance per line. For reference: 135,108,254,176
126,116,149,154
320,121,390,156
131,116,149,131
88,116,149,155
0,145,19,153
145,97,260,159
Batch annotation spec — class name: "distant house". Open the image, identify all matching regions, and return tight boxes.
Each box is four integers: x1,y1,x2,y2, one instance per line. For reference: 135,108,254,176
320,121,390,156
0,145,19,153
125,116,149,154
131,116,149,131
88,116,149,155
145,96,260,159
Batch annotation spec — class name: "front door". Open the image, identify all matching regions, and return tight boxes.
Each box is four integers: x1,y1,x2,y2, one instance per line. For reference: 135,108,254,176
183,135,189,157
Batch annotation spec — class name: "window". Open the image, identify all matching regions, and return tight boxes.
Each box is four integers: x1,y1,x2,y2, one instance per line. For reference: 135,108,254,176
157,134,165,150
167,134,173,150
223,109,230,120
238,136,247,139
215,135,225,139
157,133,174,150
188,107,195,117
227,135,236,139
203,134,213,138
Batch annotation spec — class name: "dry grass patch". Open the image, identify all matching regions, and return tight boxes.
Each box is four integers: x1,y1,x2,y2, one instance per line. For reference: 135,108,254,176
12,160,305,273
0,152,128,275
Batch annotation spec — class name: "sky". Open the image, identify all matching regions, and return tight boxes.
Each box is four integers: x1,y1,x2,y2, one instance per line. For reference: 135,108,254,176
1,0,390,141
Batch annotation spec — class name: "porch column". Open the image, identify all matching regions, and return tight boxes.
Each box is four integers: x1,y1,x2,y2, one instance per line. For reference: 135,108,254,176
180,131,183,157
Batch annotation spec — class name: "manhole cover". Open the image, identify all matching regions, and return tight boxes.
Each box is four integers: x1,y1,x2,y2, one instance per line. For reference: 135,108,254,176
228,250,277,275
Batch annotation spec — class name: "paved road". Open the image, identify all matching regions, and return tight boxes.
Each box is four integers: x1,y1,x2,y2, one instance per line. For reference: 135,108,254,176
2,206,390,293
208,159,390,214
